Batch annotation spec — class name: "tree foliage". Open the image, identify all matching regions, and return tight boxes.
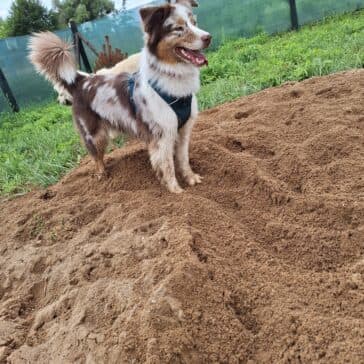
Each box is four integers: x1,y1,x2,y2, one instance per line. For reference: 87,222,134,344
6,0,58,37
0,18,7,38
53,0,115,25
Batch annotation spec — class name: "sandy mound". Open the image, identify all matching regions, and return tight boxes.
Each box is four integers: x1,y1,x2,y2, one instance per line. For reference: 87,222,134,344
0,70,363,363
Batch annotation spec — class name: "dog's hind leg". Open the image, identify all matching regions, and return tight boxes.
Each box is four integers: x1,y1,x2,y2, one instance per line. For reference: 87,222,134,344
74,117,109,178
176,117,202,186
92,129,109,178
148,135,183,194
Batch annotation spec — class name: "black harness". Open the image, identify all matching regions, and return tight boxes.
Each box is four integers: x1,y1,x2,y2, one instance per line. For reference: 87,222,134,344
128,74,192,129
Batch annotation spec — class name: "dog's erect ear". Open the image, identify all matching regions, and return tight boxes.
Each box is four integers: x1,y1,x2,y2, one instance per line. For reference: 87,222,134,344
140,6,172,35
140,6,172,53
177,0,199,8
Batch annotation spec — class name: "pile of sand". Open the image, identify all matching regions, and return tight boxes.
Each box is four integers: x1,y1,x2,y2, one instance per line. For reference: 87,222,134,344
0,70,363,363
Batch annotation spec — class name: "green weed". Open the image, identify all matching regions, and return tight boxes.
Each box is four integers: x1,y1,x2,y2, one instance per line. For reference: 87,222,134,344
29,215,46,239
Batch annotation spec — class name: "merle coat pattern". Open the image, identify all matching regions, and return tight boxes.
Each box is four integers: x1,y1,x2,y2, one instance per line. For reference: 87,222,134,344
29,0,211,193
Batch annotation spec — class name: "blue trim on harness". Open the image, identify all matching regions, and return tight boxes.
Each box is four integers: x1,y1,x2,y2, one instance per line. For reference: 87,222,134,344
128,76,137,116
128,74,192,129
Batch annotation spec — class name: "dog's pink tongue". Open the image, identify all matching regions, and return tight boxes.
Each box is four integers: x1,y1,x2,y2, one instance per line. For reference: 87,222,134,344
181,48,208,67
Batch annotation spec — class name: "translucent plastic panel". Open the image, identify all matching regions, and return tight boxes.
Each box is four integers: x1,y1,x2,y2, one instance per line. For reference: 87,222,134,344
0,4,159,112
77,1,161,66
0,30,71,111
297,0,364,25
196,0,291,47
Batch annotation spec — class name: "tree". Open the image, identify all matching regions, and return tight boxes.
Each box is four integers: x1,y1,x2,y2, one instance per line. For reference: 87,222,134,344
0,18,7,38
6,0,58,37
53,0,115,26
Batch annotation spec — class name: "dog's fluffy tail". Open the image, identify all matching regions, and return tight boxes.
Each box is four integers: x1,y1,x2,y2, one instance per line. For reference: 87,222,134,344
28,32,77,89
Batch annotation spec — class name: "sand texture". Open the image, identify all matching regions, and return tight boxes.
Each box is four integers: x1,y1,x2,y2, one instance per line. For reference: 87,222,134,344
0,70,363,363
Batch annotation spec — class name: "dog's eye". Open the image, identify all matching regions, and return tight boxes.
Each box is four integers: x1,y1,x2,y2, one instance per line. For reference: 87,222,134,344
174,26,184,32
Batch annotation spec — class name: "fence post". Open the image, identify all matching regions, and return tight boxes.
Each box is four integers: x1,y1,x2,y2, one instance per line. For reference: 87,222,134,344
69,20,93,73
0,66,19,112
69,20,81,68
288,0,299,30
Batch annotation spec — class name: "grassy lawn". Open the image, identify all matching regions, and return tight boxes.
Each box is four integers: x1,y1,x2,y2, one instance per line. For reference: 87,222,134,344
0,104,81,195
0,10,363,195
199,10,363,109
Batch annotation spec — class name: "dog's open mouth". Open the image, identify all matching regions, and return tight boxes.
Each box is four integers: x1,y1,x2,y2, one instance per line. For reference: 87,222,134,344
175,47,208,67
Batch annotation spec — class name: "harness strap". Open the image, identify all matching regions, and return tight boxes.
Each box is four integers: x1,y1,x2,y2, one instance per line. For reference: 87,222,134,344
128,74,192,129
128,76,137,116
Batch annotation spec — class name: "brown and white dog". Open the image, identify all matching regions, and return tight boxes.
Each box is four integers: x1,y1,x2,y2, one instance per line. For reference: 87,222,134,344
56,53,141,105
56,3,194,104
29,0,211,193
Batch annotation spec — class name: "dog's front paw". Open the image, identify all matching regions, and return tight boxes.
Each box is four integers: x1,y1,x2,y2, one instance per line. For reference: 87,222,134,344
167,182,184,194
185,173,203,186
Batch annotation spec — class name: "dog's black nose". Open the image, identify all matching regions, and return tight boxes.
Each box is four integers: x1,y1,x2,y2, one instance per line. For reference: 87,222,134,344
202,34,212,47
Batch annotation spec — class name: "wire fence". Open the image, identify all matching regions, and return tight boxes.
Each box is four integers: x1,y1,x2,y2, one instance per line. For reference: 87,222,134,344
0,0,363,113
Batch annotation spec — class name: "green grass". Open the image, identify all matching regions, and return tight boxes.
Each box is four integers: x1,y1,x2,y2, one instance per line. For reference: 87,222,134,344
0,10,363,195
0,104,83,195
199,10,364,109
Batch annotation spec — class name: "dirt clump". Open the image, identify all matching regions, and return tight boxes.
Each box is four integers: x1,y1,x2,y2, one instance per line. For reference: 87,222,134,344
0,70,363,363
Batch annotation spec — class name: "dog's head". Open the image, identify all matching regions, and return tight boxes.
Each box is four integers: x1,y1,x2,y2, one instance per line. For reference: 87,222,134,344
140,0,211,67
